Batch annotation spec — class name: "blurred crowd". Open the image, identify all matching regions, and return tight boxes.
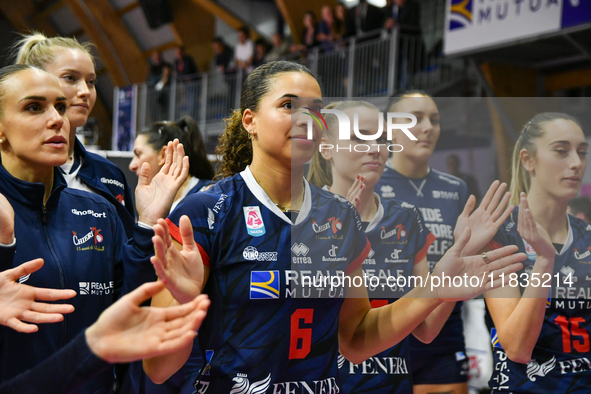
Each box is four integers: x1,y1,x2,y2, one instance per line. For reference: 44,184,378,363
145,0,422,85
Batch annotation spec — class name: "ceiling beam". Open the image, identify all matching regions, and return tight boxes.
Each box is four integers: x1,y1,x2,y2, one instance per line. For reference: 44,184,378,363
0,0,113,148
31,1,65,25
545,68,591,92
169,0,216,72
116,1,140,16
63,0,148,86
0,1,56,32
187,0,260,39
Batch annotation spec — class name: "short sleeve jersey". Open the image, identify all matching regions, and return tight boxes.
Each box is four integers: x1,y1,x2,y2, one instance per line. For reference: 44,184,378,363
488,209,591,393
337,195,435,393
376,163,469,358
166,167,370,393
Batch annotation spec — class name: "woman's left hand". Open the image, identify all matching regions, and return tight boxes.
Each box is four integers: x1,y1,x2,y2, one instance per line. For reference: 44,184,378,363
136,140,190,226
432,227,525,302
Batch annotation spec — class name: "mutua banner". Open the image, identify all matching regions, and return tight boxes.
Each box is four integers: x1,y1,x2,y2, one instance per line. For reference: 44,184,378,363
444,0,589,56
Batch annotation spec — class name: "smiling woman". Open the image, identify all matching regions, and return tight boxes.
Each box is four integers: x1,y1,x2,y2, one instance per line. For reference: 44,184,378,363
139,61,525,393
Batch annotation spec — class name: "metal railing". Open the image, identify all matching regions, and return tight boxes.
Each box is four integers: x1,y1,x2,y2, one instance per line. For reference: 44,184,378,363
120,29,466,137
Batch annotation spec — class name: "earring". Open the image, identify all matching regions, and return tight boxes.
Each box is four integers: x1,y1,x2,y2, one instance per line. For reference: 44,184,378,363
0,138,3,144
248,128,256,140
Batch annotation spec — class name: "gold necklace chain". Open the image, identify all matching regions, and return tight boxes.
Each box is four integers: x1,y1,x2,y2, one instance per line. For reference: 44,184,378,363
252,173,304,212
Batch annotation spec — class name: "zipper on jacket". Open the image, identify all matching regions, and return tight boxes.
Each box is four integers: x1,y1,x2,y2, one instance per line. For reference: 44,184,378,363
41,209,67,346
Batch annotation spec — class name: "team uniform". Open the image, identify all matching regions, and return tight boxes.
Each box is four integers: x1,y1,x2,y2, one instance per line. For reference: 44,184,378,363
140,177,214,394
165,167,370,393
336,195,436,393
62,138,136,237
376,162,470,384
0,331,111,394
488,209,591,393
0,164,155,393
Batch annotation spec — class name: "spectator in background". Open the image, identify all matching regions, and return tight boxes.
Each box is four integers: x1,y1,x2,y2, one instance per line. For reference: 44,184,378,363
235,26,254,75
291,11,319,54
147,50,169,87
568,197,591,223
174,46,199,82
385,0,422,89
212,37,234,74
384,0,421,36
155,63,172,115
334,3,353,40
446,154,481,204
350,0,384,37
252,39,269,69
317,5,335,52
265,32,290,62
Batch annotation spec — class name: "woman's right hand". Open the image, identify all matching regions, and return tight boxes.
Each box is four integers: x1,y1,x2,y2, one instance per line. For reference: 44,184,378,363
517,193,554,259
0,193,15,245
151,216,205,304
345,175,366,211
453,180,513,256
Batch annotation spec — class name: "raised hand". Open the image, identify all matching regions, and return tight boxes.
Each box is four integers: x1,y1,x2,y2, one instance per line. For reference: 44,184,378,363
136,139,190,226
517,193,554,259
0,259,76,333
85,281,210,363
346,175,366,211
0,193,15,245
454,180,514,256
432,228,525,302
151,216,205,304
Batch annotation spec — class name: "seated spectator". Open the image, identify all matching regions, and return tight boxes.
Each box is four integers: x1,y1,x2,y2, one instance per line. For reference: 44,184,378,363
568,197,591,223
212,37,234,74
264,33,290,62
235,26,254,75
174,46,199,82
384,0,421,36
317,5,336,52
252,39,269,68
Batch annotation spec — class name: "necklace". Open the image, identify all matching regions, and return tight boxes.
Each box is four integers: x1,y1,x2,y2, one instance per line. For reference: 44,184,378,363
252,173,304,212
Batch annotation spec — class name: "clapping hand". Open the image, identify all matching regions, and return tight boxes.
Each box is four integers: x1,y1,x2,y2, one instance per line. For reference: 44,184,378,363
85,281,210,363
136,139,190,226
432,228,525,302
0,259,76,333
454,180,514,256
151,216,205,304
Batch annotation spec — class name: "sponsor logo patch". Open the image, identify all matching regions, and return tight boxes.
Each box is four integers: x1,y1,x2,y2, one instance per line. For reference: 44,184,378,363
243,206,265,237
242,246,278,261
250,271,280,299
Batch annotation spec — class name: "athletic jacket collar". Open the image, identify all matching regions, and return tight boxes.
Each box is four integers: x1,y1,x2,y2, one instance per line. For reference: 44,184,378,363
0,162,67,210
240,166,311,225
